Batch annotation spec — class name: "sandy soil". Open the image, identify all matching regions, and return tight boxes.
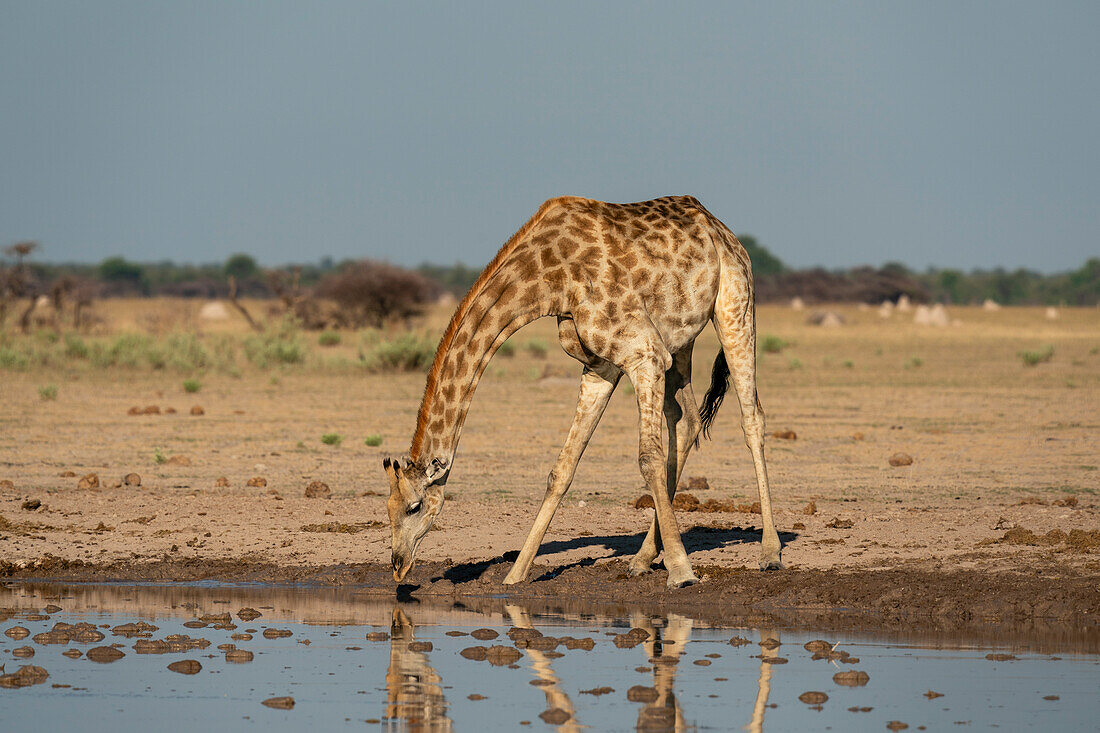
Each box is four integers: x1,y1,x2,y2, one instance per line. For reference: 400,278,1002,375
2,303,1098,630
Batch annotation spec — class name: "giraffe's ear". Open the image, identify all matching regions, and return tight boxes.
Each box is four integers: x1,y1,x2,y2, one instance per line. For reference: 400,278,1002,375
425,457,449,485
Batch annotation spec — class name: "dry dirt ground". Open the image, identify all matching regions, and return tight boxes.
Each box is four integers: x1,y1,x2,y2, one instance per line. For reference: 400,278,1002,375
1,302,1098,631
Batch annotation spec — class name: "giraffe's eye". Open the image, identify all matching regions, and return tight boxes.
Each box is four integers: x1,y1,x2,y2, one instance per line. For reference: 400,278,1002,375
406,502,421,515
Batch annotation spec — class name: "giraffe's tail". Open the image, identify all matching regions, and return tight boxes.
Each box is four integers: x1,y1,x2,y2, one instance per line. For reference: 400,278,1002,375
698,350,730,440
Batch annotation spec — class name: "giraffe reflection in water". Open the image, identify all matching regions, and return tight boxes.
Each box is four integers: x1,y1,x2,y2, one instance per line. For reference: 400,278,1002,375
746,629,780,733
630,611,693,731
385,608,452,732
505,604,583,732
384,605,779,732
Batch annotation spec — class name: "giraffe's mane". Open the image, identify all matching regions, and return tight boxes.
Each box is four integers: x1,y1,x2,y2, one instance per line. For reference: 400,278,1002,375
410,196,575,460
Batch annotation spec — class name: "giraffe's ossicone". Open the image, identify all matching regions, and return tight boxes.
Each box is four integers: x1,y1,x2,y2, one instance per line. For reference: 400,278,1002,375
385,195,781,588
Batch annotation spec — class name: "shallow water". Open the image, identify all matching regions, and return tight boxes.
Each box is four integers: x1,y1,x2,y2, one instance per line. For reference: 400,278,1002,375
1,583,1096,732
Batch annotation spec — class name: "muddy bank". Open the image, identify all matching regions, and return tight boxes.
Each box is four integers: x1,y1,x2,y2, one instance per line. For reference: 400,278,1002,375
4,554,1097,640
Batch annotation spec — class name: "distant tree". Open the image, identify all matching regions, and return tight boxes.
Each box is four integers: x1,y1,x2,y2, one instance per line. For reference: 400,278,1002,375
1064,257,1100,305
224,253,259,281
3,240,38,263
417,262,481,295
881,261,912,277
98,256,144,283
737,235,785,277
97,256,146,296
936,269,964,303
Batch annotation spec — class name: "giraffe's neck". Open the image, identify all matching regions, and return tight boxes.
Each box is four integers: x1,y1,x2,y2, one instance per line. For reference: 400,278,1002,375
410,261,547,468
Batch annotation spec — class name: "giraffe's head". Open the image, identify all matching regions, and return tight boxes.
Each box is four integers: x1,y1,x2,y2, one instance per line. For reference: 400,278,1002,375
383,455,449,582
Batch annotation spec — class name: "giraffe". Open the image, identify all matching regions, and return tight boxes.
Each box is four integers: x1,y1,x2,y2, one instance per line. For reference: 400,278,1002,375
384,195,782,589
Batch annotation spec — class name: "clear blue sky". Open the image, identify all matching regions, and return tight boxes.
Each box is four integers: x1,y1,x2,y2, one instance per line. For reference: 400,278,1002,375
2,1,1097,273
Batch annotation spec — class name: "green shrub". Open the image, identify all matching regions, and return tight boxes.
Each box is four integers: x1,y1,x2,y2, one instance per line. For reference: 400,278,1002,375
321,433,342,446
318,331,342,347
497,339,516,358
1020,346,1054,366
0,345,28,370
788,358,803,370
364,333,435,372
91,334,155,368
163,333,209,371
154,447,167,464
243,317,305,367
363,434,383,447
906,356,924,369
183,378,201,393
63,334,89,359
842,359,855,369
760,334,789,354
38,384,58,401
525,339,549,358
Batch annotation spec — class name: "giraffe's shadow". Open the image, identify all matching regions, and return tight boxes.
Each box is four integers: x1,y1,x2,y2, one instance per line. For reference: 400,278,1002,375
440,525,799,584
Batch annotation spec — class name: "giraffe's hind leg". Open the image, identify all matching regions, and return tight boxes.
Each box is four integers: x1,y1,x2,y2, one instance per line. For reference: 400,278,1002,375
713,289,782,570
626,350,698,589
503,364,620,585
628,347,702,576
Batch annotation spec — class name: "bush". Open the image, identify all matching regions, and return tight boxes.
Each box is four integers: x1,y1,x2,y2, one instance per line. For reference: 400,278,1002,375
243,316,304,367
364,333,435,372
38,384,58,401
162,333,209,372
321,433,342,446
317,260,439,328
91,334,155,368
1020,346,1054,366
0,345,29,370
63,334,89,359
498,339,516,358
364,434,383,447
525,339,549,358
183,379,201,393
760,335,789,354
318,331,341,347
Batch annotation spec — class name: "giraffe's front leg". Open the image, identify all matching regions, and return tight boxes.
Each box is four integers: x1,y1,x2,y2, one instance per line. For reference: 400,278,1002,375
503,367,619,585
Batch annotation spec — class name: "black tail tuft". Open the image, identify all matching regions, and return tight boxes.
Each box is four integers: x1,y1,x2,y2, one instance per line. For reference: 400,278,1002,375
699,351,730,440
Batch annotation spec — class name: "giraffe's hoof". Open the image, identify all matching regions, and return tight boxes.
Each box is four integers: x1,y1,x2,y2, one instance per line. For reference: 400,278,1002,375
759,556,784,571
627,560,655,577
666,569,700,589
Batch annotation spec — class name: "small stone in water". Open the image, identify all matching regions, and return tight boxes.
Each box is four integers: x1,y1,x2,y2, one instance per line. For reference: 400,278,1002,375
86,646,125,663
460,646,488,661
627,686,659,703
262,628,292,639
471,628,498,640
539,709,570,725
833,670,870,687
167,660,202,675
